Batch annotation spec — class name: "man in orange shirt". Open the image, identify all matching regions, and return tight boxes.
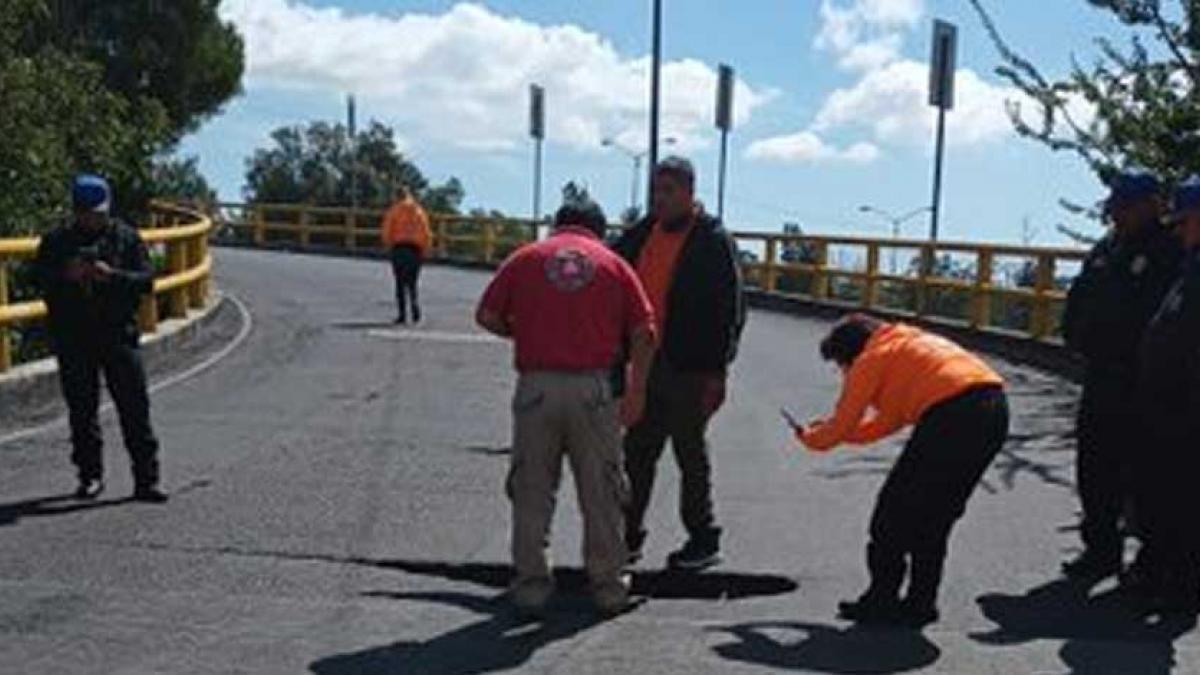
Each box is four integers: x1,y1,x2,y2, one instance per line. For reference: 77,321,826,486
612,157,746,571
380,187,433,324
795,314,1009,627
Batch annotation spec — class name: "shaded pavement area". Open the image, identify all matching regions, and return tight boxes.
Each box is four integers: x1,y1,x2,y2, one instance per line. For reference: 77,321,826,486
2,248,1197,673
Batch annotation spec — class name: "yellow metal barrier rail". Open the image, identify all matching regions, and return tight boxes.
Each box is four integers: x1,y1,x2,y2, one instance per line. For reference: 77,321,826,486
210,202,1087,343
0,202,214,373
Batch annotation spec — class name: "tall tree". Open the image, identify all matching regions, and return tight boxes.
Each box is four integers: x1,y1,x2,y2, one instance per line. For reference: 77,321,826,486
0,0,244,234
244,121,465,213
150,156,217,204
971,0,1200,195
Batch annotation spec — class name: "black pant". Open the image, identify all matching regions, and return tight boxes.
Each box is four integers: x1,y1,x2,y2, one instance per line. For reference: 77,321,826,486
624,359,719,548
390,245,423,322
56,340,160,487
865,386,1009,607
1076,375,1140,558
1137,426,1199,586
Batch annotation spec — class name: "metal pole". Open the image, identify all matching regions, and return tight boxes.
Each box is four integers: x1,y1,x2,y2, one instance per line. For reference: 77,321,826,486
647,0,663,204
930,105,947,241
347,94,358,211
717,129,729,222
533,137,543,222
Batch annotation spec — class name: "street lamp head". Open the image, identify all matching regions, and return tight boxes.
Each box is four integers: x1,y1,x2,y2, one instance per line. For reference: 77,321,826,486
601,138,614,148
664,136,678,146
858,205,872,213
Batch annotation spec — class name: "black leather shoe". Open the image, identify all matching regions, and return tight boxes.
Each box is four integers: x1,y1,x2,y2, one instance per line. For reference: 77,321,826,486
75,479,104,501
837,595,901,624
896,599,940,627
132,486,169,504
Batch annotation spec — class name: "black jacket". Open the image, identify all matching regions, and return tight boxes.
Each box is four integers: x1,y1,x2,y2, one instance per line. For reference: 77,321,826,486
1063,225,1182,381
613,210,746,373
1138,250,1200,435
34,218,155,349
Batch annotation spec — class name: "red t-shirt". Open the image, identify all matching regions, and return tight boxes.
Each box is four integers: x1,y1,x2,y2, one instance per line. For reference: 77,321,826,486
479,227,655,372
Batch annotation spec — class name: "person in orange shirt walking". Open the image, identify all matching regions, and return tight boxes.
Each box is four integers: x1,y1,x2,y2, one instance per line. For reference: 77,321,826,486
380,187,433,324
794,314,1009,627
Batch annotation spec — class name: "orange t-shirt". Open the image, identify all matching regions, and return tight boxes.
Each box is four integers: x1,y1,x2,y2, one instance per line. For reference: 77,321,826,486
635,220,694,334
381,199,433,256
799,323,1004,452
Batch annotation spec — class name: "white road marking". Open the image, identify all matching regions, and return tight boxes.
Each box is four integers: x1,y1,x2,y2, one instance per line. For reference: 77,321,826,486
0,294,255,446
364,329,503,345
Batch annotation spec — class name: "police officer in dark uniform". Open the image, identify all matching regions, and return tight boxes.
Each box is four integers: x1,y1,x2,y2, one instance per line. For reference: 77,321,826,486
34,175,167,503
1135,176,1200,610
1061,170,1182,580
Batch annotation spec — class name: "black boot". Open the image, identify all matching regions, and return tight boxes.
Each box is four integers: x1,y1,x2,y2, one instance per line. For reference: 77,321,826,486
839,542,905,624
898,553,945,628
667,528,722,571
1063,548,1123,581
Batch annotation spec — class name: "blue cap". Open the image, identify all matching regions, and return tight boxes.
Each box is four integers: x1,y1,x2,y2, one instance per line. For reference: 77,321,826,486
1169,175,1200,221
72,174,111,213
1105,170,1160,212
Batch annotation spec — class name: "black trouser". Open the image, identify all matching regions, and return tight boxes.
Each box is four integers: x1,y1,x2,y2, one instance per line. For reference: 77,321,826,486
1137,425,1199,588
623,358,720,548
390,245,423,322
865,386,1009,608
56,340,160,488
1076,374,1140,558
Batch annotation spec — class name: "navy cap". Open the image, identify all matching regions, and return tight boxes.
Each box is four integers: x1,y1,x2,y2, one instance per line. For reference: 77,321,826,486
72,174,111,213
1105,170,1160,212
1169,175,1200,222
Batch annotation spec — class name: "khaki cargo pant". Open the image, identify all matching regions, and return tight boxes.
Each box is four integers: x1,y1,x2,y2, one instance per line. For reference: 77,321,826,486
507,371,630,597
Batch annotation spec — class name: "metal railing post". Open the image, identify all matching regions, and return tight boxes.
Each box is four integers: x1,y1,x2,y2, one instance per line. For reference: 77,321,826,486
253,206,266,246
436,219,448,260
972,249,994,329
0,263,10,373
167,239,188,319
864,242,880,309
765,238,779,293
298,208,311,248
1032,253,1055,339
483,221,497,263
813,241,830,299
916,244,935,317
344,209,357,250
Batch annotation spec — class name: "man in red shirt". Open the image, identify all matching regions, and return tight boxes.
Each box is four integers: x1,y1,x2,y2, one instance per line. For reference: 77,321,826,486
477,200,656,617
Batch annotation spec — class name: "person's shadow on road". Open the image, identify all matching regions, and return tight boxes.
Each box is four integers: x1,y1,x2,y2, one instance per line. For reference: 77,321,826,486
972,578,1197,675
0,493,128,527
708,620,941,673
308,591,603,675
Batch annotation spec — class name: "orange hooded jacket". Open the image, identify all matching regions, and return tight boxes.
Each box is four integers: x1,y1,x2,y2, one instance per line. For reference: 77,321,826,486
381,198,433,257
799,323,1003,452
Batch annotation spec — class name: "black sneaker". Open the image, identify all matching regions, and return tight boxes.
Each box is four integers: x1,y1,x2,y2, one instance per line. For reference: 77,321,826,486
132,486,169,504
75,479,104,501
627,531,646,566
837,594,901,624
1063,550,1123,581
666,538,721,571
412,307,422,324
395,315,407,325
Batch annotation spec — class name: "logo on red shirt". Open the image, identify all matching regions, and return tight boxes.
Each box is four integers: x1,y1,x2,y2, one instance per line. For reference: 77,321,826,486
544,248,596,293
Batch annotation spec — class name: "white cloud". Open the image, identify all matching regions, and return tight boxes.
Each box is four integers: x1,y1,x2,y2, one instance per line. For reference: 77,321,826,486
745,0,1066,166
220,0,774,153
815,0,923,72
746,132,880,164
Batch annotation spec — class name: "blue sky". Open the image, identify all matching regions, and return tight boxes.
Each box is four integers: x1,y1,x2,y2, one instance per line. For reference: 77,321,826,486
181,1,1128,245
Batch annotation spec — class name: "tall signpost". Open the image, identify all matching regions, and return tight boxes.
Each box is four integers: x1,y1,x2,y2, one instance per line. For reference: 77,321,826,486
529,84,545,224
647,0,663,206
715,64,735,223
928,19,957,242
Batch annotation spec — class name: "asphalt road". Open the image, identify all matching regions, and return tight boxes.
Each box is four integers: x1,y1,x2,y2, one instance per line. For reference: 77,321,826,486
1,248,1195,674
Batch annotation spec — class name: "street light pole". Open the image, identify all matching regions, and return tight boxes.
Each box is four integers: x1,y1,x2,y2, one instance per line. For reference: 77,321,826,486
604,137,674,216
859,205,932,275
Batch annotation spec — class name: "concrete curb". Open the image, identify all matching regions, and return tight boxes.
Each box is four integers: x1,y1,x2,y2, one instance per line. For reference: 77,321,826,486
0,294,232,421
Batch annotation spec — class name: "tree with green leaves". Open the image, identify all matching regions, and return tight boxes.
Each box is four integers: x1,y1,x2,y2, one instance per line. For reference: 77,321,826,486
971,0,1200,214
244,121,465,213
0,0,243,235
149,156,217,205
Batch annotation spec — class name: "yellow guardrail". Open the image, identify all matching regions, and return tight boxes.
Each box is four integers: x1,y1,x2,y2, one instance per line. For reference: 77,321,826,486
209,202,1087,343
0,202,214,372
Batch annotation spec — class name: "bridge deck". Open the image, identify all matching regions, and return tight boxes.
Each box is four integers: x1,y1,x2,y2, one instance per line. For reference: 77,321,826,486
3,249,1191,674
